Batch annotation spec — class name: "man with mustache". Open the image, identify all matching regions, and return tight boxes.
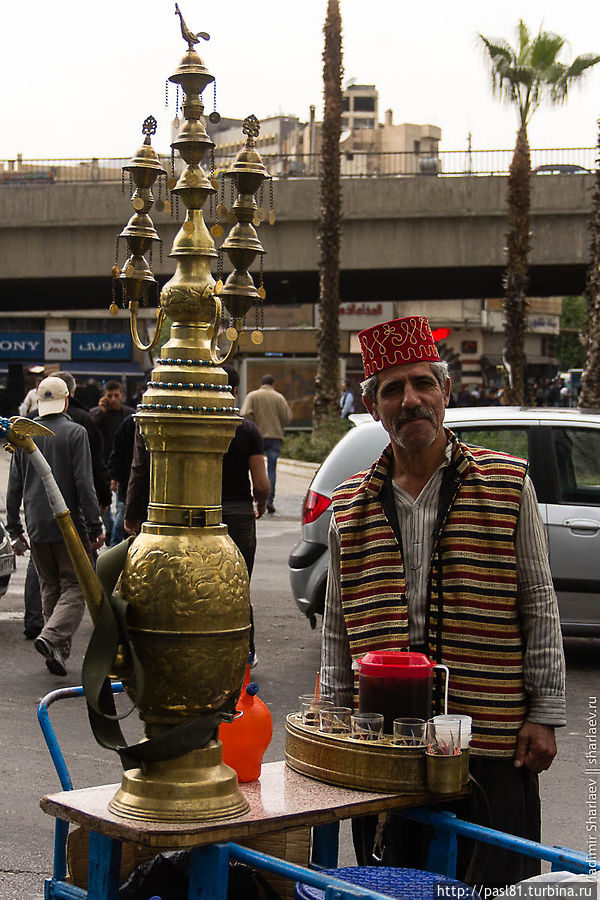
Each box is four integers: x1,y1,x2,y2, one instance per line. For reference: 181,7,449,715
320,315,565,888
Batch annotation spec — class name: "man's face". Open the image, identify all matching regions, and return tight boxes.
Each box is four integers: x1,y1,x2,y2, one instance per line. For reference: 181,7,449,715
365,362,450,453
104,388,124,411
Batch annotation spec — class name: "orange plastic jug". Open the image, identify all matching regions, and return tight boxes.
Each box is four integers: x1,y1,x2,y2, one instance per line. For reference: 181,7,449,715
220,665,273,782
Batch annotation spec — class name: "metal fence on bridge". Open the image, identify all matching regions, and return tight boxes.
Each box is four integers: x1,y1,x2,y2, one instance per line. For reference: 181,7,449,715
0,148,596,184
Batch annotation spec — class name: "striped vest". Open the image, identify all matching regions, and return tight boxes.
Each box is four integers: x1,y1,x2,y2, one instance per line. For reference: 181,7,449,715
333,435,528,756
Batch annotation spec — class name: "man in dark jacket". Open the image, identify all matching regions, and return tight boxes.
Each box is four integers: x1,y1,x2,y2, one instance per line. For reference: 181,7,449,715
107,414,137,546
89,380,134,542
20,371,111,641
7,377,104,676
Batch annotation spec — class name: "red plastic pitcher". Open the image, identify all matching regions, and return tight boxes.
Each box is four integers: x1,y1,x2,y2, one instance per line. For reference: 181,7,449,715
356,651,449,734
220,665,273,782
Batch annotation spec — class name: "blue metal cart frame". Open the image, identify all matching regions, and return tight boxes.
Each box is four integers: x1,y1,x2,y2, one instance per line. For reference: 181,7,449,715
38,686,597,900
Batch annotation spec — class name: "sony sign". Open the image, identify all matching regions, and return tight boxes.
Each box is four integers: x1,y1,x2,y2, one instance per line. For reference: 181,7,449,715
0,332,44,360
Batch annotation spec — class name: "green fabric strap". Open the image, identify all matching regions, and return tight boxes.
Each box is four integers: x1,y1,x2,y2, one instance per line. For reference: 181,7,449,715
82,537,239,772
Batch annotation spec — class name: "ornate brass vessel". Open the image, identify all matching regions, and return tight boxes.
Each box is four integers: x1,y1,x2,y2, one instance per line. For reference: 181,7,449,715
96,10,270,823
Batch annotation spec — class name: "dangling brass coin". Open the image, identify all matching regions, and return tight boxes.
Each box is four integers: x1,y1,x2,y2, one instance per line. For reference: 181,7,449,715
216,203,228,219
155,199,165,212
210,177,219,191
109,302,119,316
251,330,263,345
167,176,177,191
257,285,267,300
226,326,238,341
163,200,172,214
255,208,266,223
132,197,145,211
111,265,120,277
214,278,224,294
125,264,135,278
268,210,276,225
183,220,195,235
253,216,261,227
210,223,224,238
227,209,237,225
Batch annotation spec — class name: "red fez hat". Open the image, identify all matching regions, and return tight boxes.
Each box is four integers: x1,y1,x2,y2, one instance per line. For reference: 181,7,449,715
359,315,440,377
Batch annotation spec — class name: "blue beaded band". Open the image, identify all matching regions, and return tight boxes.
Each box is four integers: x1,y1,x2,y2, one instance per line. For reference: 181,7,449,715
160,358,218,366
147,381,230,392
138,403,239,414
0,417,11,436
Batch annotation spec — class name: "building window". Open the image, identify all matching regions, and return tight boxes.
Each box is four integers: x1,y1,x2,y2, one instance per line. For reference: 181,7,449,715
342,97,349,111
353,96,376,112
0,317,45,331
69,319,129,333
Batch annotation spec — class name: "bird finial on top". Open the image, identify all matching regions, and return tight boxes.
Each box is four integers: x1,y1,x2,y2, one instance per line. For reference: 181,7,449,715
174,3,210,50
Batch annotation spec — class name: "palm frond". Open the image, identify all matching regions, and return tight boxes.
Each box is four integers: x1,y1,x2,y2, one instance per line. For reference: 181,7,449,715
517,20,531,57
528,32,562,67
479,35,514,64
565,53,600,79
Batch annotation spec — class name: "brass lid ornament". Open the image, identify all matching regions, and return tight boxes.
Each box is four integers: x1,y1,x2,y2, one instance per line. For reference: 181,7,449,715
111,115,167,347
218,114,271,341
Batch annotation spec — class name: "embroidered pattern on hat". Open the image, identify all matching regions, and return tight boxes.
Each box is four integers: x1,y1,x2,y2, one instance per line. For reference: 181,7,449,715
359,315,439,377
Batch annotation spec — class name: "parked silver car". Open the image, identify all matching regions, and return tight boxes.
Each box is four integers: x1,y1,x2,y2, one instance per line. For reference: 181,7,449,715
0,518,15,596
289,407,600,636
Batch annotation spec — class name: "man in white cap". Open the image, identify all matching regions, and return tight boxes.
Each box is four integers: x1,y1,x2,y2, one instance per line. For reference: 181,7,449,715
7,376,104,676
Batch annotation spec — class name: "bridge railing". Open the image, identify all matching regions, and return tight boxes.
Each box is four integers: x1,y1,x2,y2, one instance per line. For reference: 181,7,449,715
0,148,596,184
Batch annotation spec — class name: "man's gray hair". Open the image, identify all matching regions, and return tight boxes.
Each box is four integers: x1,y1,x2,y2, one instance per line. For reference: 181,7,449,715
54,370,76,395
360,360,450,403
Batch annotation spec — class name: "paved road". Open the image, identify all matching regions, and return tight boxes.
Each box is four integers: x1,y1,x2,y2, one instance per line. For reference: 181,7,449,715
0,450,597,897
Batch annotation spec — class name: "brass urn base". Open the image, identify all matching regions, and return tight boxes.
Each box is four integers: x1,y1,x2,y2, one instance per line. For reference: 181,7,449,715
108,740,249,822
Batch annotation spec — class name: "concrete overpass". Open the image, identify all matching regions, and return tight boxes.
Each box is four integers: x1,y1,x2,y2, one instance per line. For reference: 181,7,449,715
0,173,594,310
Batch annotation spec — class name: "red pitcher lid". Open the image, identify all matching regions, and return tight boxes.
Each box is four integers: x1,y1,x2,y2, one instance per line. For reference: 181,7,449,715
356,650,435,678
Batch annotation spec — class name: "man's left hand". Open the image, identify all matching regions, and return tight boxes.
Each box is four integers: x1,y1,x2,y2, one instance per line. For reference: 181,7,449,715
513,722,557,772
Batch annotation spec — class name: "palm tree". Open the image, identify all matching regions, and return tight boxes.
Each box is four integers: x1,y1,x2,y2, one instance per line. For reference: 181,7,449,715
480,21,599,404
313,0,343,431
579,123,600,409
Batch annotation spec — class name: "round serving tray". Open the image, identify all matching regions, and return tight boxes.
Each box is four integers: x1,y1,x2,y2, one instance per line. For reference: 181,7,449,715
284,713,426,793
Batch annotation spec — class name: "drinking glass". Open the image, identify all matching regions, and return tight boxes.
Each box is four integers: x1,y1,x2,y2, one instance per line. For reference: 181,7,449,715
350,712,384,741
392,717,427,746
319,706,352,734
300,698,333,726
426,717,461,756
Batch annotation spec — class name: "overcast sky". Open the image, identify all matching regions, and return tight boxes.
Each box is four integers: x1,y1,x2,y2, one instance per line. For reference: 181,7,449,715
3,0,600,160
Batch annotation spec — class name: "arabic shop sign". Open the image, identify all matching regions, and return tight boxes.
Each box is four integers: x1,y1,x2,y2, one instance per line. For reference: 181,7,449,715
72,333,132,360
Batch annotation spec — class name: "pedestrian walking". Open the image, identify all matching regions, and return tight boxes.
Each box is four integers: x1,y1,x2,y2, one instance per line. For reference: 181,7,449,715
240,374,291,514
107,414,137,546
21,371,113,640
89,381,134,542
6,376,104,676
18,376,44,418
320,314,565,888
340,380,355,418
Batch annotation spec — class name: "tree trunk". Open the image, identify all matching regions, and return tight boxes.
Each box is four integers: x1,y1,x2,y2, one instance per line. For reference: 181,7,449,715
502,125,531,405
579,126,600,409
313,0,343,432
